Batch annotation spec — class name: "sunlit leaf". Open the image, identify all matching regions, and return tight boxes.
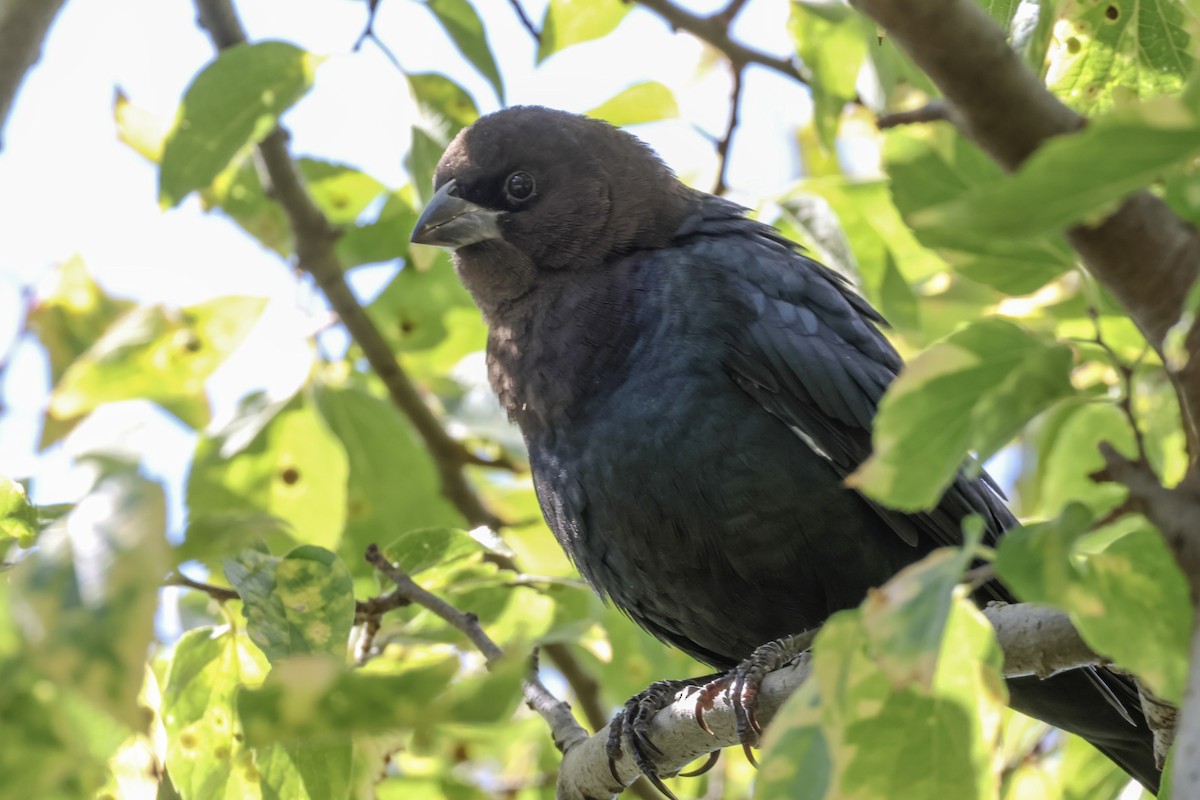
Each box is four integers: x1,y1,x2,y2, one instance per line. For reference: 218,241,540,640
224,545,355,664
336,191,419,269
996,505,1192,703
367,257,476,352
0,476,37,547
9,472,169,728
298,158,386,225
1046,0,1193,113
586,81,679,126
425,0,504,103
187,392,349,558
789,0,870,148
48,295,267,432
203,154,292,256
160,42,323,207
113,88,172,163
408,72,480,138
537,0,631,62
161,627,269,800
849,319,1076,510
256,741,352,800
381,527,484,577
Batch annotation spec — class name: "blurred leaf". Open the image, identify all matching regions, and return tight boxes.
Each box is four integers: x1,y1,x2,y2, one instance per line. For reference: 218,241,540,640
1059,732,1139,800
238,653,458,745
407,126,447,206
161,626,269,800
980,0,1021,27
885,128,1075,295
849,319,1075,510
203,155,292,256
789,0,870,148
256,741,352,800
297,158,386,225
177,511,294,566
224,545,355,664
913,100,1200,239
585,81,679,126
1046,0,1192,113
759,599,1004,799
367,257,476,352
48,295,267,433
113,88,171,162
313,384,462,576
336,191,419,268
425,0,504,103
187,391,349,558
160,42,322,207
27,255,134,386
408,72,480,138
861,541,978,690
996,505,1192,703
0,476,37,546
538,0,631,62
9,472,168,728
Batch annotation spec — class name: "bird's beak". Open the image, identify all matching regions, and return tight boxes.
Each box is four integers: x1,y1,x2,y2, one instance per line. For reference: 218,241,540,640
410,179,502,249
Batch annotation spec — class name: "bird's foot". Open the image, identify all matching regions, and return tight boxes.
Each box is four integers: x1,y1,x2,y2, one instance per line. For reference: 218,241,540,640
694,630,819,766
607,676,718,799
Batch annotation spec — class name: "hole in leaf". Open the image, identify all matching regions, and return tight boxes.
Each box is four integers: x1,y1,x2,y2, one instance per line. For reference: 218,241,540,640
179,732,197,749
400,318,415,335
1105,4,1119,19
280,467,301,485
1066,37,1082,54
214,745,231,760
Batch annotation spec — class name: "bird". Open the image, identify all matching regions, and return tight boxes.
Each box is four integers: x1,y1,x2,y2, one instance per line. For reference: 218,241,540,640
410,105,1159,794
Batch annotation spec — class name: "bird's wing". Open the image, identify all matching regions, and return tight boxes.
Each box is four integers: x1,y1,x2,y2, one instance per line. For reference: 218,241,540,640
716,228,1011,551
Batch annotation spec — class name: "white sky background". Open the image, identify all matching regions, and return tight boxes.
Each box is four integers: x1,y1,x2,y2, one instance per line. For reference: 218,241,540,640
0,0,818,532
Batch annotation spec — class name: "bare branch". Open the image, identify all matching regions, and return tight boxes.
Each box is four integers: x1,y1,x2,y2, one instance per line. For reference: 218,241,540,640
0,0,68,150
507,0,541,44
632,0,810,83
193,0,509,532
711,67,743,196
164,572,241,603
558,603,1106,799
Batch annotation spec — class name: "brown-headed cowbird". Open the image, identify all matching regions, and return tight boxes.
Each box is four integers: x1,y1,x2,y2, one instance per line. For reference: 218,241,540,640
412,106,1157,793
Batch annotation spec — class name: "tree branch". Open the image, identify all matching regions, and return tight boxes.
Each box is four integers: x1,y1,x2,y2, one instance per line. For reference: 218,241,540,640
507,0,541,44
557,603,1112,799
632,0,810,83
0,0,68,150
193,0,507,532
876,101,951,130
711,67,743,196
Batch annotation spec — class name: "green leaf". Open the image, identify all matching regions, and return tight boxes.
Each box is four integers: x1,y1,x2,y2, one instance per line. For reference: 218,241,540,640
996,505,1192,703
407,126,448,206
0,476,37,546
849,319,1076,510
161,626,270,800
256,741,352,800
237,654,458,745
367,257,477,352
187,392,349,558
336,191,419,269
48,295,267,432
1046,0,1193,114
297,158,387,225
113,89,172,163
224,545,355,664
425,0,503,102
27,255,134,386
408,72,480,138
885,128,1075,295
789,0,870,148
203,155,292,256
537,0,631,62
381,527,484,577
585,82,679,126
9,472,169,728
313,385,463,575
160,42,322,207
912,100,1200,240
860,539,979,690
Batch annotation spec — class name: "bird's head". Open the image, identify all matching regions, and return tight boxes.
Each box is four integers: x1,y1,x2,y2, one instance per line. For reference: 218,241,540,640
411,106,695,313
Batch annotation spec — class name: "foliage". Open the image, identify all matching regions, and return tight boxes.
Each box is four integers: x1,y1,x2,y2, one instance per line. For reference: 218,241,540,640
2,0,1196,797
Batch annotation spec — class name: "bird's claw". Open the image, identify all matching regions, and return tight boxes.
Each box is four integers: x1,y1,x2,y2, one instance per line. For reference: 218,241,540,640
607,678,713,799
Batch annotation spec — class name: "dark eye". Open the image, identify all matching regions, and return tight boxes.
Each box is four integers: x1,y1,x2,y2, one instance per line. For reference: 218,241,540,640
505,171,535,202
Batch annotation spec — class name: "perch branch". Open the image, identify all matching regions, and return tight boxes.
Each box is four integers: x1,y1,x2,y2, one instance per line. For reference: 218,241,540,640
0,0,68,150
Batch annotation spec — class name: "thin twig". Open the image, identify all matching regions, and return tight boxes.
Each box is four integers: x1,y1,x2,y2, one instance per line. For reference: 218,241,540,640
633,0,812,84
507,0,541,44
876,100,950,129
1087,307,1151,465
194,0,510,532
712,66,743,196
164,572,241,602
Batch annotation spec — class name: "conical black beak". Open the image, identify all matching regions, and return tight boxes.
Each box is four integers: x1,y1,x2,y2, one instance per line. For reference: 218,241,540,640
410,179,502,248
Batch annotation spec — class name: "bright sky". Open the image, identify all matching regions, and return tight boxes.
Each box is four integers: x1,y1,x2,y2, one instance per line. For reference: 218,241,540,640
0,0,817,536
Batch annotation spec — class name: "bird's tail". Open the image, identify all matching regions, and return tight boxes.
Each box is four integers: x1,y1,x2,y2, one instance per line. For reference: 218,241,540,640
1007,669,1159,794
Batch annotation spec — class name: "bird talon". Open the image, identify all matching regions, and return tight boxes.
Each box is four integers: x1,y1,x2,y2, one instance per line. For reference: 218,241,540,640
678,750,721,778
743,741,759,768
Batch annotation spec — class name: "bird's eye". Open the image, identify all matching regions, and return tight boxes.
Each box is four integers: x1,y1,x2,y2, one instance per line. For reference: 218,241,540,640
505,171,535,202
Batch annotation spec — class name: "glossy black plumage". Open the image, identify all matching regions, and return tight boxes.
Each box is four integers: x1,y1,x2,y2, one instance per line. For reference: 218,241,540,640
412,106,1158,792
